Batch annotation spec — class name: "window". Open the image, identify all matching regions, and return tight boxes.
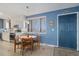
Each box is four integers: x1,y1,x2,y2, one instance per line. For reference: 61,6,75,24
0,19,3,29
28,16,46,33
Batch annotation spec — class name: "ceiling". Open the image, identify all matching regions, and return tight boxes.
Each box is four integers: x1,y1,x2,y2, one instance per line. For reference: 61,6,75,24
0,3,79,16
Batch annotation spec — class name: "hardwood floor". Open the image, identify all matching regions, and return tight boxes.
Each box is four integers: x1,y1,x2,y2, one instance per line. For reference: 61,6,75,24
0,41,79,56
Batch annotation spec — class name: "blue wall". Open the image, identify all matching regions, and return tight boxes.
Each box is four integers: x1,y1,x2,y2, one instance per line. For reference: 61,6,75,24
27,6,79,46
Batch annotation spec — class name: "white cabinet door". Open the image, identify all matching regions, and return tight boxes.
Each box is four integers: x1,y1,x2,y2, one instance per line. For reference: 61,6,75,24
2,32,10,42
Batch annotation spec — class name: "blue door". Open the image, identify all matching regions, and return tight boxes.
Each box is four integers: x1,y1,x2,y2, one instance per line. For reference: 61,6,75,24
58,13,77,49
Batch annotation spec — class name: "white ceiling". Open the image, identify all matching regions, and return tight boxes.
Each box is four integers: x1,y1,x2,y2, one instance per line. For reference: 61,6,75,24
0,3,79,16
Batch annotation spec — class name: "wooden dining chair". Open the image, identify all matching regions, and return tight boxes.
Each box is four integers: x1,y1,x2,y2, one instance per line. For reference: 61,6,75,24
33,33,40,48
14,35,22,52
20,36,33,55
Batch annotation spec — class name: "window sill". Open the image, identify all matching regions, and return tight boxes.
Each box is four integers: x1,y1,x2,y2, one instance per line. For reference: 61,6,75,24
22,32,47,34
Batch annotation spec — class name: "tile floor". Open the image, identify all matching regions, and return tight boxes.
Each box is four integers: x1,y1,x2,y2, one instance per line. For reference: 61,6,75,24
0,41,79,56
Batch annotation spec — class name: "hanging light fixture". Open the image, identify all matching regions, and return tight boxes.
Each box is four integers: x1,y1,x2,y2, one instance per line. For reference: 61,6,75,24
23,5,30,32
26,6,29,9
26,6,29,32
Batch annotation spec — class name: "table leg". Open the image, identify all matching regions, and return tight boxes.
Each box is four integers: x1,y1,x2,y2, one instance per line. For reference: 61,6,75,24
14,40,16,52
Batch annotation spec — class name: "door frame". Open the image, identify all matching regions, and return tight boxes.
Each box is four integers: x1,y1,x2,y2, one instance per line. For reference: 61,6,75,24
57,12,78,49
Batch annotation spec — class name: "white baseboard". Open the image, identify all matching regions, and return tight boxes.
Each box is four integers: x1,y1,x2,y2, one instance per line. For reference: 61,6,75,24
2,40,10,42
40,43,58,47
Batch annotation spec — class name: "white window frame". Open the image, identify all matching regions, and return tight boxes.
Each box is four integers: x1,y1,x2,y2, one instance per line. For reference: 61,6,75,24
27,16,47,34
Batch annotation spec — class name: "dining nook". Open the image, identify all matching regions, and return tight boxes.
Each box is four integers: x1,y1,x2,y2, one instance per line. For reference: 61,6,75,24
13,32,40,55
